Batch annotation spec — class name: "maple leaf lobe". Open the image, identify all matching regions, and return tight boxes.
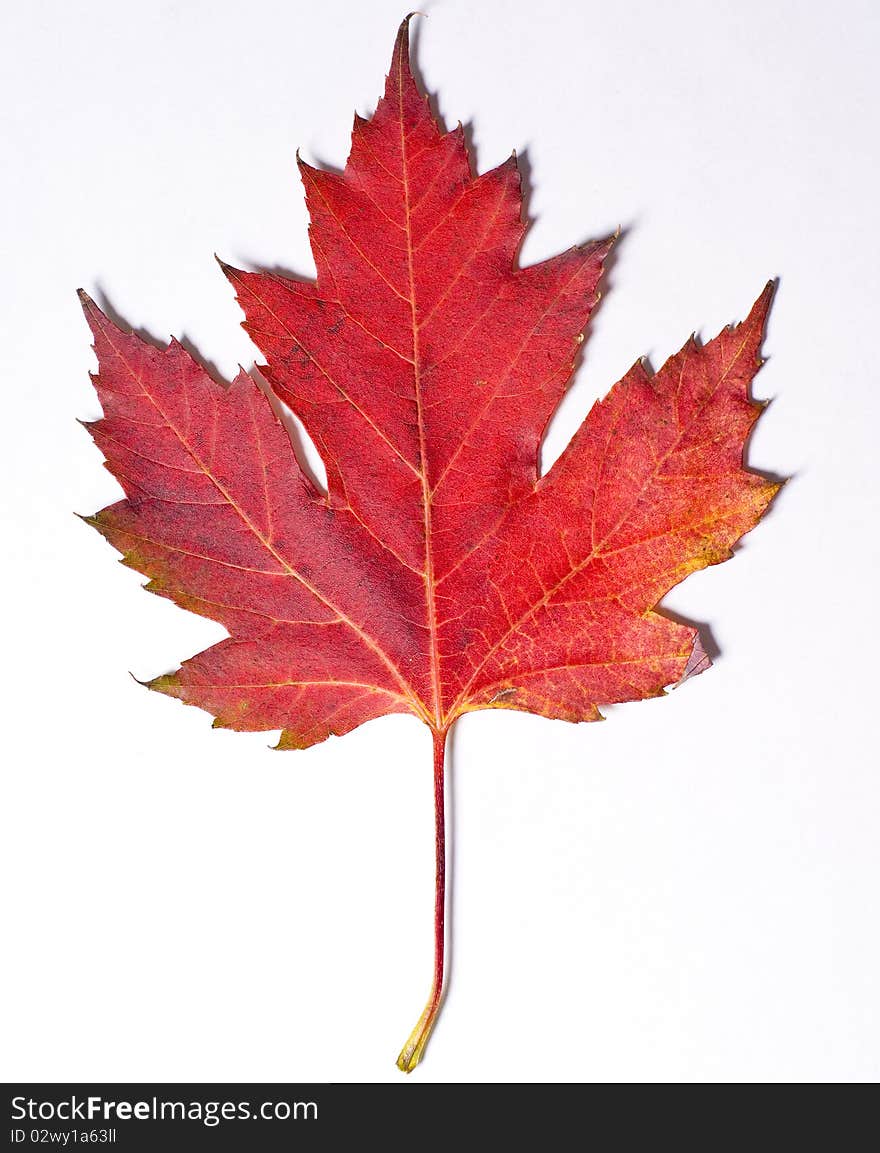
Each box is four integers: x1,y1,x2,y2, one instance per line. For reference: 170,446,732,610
81,19,779,748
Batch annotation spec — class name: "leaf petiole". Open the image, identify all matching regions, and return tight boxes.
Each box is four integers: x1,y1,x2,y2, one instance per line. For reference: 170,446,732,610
396,727,447,1072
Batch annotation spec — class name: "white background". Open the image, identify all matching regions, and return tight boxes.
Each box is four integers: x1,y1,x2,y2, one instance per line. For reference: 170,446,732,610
2,0,878,1083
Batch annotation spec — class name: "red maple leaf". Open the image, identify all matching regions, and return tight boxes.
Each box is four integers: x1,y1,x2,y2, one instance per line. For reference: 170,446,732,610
80,17,780,1070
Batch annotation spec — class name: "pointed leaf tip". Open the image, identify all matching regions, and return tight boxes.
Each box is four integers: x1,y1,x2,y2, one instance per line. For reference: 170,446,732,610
392,13,418,75
77,288,99,321
678,635,712,685
145,672,181,696
747,279,777,332
216,256,243,287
